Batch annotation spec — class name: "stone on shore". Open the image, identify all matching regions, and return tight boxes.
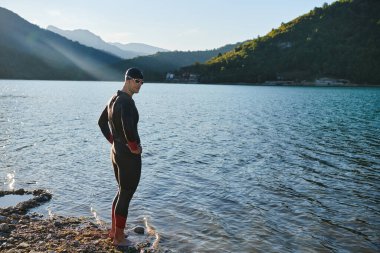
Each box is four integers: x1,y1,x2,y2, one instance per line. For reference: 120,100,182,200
133,226,145,234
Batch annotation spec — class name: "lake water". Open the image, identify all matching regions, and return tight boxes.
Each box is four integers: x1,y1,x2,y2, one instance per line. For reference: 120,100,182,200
0,80,379,252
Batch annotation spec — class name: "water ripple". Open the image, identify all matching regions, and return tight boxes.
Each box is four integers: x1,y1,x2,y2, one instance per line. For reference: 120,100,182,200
0,81,379,252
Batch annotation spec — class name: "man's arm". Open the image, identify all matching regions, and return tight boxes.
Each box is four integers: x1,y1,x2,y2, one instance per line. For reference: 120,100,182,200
120,104,141,154
98,106,113,144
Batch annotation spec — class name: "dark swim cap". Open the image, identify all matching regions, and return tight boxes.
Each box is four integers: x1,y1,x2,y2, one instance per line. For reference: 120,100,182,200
125,67,144,79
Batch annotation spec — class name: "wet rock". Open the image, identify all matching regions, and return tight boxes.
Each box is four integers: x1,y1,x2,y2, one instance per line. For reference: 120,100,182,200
134,226,145,234
14,189,25,195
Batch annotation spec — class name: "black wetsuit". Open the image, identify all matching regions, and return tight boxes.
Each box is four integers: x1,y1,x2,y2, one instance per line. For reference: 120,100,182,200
98,90,141,229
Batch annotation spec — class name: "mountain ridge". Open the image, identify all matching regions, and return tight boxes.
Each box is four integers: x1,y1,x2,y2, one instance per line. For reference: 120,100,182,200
180,0,380,85
110,42,242,81
110,42,169,56
47,25,168,59
0,6,241,81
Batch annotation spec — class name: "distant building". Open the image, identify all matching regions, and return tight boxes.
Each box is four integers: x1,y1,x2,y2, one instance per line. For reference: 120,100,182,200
166,73,175,81
188,74,199,83
315,77,350,85
165,72,199,83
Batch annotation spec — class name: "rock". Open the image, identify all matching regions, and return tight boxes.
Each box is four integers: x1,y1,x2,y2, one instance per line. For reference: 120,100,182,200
18,242,29,248
133,226,145,234
11,214,19,219
0,215,7,221
5,249,20,253
14,189,25,195
0,224,10,232
53,221,62,227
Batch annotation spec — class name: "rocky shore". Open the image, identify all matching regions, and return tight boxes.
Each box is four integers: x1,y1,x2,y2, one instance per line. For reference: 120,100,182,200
0,189,157,253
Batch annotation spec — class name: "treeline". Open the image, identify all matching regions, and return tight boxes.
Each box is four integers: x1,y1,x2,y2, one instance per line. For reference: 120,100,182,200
181,0,380,85
109,43,241,81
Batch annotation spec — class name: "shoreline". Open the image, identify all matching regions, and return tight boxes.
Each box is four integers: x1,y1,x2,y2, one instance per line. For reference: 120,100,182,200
1,79,379,87
0,189,158,253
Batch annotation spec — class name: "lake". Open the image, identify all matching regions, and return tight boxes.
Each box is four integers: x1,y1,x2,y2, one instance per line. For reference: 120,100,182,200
0,80,379,252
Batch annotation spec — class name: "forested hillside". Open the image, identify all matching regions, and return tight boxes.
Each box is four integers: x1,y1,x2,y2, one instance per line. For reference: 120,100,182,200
181,0,380,85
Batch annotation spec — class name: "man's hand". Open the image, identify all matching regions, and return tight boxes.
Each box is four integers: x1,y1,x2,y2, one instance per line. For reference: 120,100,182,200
129,144,142,155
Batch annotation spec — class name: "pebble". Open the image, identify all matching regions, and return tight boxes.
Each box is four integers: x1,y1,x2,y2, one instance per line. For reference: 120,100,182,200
0,223,9,232
0,188,159,252
18,242,30,248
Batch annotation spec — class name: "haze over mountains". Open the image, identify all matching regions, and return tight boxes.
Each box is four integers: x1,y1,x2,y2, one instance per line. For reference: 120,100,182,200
0,7,236,81
0,7,120,80
47,25,168,59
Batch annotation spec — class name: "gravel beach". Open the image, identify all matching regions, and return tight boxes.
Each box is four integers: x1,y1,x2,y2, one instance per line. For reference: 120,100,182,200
0,189,156,253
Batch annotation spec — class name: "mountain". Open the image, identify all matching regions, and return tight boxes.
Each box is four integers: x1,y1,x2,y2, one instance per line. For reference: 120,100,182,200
0,7,122,80
181,0,380,85
110,42,169,56
47,26,168,59
47,25,140,59
0,6,240,82
110,42,242,81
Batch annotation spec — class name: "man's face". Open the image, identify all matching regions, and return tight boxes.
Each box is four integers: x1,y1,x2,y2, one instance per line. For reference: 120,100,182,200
130,78,144,93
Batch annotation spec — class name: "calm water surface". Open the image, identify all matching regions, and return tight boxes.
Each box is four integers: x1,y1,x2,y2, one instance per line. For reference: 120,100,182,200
0,80,379,252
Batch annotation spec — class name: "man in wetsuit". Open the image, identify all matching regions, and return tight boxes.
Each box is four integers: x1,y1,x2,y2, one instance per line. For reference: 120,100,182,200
98,67,144,247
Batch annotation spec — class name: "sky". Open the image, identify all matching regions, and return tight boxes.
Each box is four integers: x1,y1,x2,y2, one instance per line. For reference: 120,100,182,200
0,0,336,51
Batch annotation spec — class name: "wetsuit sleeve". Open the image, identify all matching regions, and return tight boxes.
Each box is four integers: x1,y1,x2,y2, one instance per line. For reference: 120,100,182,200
98,106,113,144
120,103,139,151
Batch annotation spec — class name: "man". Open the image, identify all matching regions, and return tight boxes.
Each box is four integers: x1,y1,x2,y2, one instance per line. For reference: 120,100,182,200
98,67,144,246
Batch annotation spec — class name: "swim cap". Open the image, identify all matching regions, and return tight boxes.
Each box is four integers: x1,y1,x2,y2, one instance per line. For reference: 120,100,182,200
125,67,144,80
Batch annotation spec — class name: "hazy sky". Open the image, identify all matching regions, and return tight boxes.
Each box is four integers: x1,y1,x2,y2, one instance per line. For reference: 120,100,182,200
1,0,336,51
